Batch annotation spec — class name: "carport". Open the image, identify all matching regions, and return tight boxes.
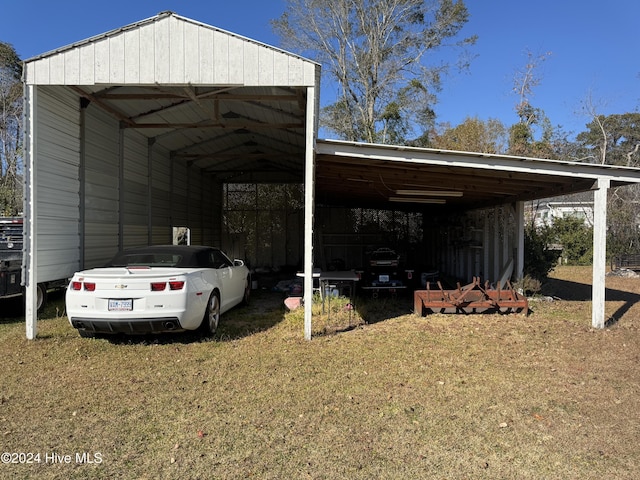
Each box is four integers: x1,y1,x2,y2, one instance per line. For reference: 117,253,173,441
312,140,640,336
21,12,319,339
21,12,640,340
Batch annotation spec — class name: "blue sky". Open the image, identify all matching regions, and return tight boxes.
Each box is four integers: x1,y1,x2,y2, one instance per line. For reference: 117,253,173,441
3,0,638,139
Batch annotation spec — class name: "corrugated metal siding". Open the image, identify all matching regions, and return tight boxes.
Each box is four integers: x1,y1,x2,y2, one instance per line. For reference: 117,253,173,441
83,105,225,263
170,160,189,227
122,130,149,248
83,104,119,267
82,107,221,262
150,144,171,244
25,14,318,87
206,181,223,248
32,86,81,281
186,167,202,245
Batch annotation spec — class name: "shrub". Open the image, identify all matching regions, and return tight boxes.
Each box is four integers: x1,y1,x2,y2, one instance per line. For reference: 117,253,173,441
552,216,593,265
524,224,557,281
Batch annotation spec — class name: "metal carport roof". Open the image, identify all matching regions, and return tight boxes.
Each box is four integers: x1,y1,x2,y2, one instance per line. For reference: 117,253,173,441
314,139,640,211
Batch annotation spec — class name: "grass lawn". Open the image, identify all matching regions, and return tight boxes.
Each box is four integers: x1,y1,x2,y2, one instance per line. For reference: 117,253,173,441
0,266,639,479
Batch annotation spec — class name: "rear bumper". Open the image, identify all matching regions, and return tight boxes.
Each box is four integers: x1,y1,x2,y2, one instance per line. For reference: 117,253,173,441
70,317,185,334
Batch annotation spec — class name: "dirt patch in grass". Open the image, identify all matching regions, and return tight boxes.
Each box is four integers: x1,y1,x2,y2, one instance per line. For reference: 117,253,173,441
1,266,639,479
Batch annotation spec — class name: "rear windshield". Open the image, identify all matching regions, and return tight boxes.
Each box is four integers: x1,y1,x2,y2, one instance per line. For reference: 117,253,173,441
110,253,183,267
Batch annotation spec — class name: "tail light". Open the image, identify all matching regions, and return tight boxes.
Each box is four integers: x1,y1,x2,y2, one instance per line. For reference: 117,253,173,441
150,281,185,291
71,281,95,291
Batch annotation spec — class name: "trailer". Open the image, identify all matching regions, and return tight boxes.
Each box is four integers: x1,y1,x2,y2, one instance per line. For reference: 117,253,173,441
0,217,25,299
0,217,64,311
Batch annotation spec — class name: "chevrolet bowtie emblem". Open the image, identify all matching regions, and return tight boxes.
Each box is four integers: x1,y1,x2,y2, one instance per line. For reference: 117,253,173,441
115,284,128,289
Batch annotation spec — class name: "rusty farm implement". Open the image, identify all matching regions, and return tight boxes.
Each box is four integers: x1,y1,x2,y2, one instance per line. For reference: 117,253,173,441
414,276,529,316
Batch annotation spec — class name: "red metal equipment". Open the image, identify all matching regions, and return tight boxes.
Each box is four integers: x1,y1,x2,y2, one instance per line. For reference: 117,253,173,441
414,277,528,315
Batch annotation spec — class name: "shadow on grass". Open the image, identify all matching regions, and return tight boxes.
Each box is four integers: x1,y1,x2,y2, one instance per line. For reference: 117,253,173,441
0,296,25,323
541,277,640,326
354,291,414,325
96,289,287,345
0,290,67,325
357,276,640,327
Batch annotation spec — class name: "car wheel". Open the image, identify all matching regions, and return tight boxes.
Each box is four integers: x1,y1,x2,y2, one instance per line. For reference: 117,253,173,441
242,277,251,306
202,291,221,335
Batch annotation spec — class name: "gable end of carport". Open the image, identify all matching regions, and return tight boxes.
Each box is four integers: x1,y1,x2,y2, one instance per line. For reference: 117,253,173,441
23,12,318,88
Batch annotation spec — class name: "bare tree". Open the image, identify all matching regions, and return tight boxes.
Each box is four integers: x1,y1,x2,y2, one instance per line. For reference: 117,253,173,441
272,0,476,144
577,92,609,164
508,49,557,157
0,42,23,216
512,49,552,126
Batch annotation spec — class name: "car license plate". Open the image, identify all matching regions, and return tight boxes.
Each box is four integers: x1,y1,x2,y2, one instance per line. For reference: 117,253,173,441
108,299,133,311
378,275,390,283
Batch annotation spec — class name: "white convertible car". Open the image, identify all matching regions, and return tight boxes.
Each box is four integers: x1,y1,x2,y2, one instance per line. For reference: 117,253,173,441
66,245,251,337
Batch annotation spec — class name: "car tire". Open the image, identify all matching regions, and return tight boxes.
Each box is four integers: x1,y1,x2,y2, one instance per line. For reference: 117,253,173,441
242,277,251,306
201,291,221,335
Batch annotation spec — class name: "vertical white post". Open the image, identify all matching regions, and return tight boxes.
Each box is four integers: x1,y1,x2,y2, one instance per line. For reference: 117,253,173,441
515,201,525,281
303,86,317,340
592,177,609,328
24,85,38,339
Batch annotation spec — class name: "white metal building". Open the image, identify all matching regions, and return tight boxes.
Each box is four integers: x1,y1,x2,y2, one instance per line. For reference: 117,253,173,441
21,12,640,339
